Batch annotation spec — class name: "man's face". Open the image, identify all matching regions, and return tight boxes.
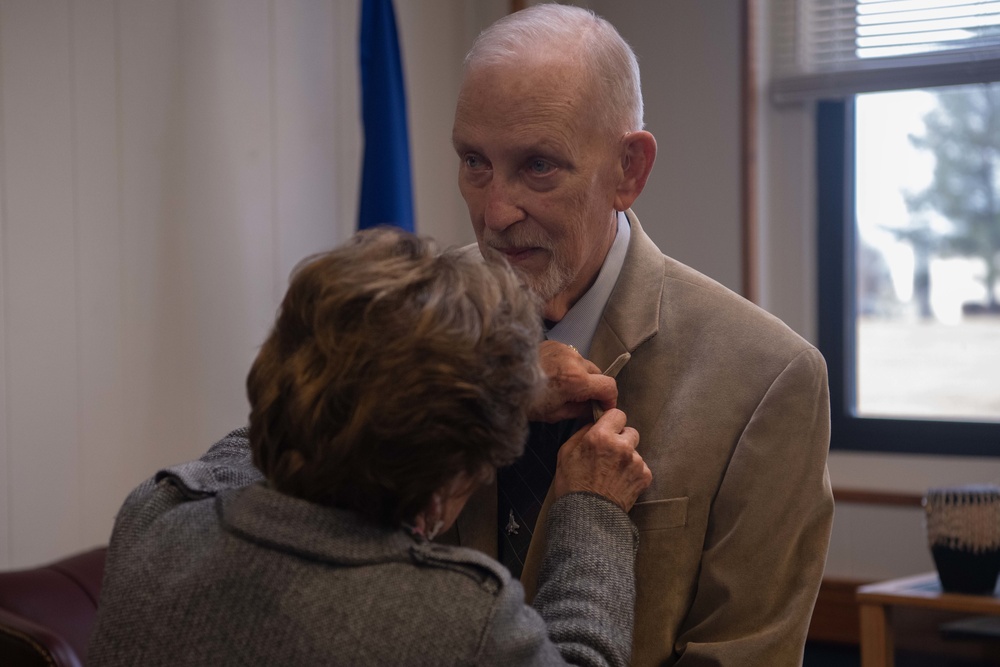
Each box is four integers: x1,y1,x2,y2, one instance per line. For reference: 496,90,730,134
452,59,621,321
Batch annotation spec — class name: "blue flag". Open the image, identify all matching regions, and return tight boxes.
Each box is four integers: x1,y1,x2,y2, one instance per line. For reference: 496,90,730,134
358,0,414,231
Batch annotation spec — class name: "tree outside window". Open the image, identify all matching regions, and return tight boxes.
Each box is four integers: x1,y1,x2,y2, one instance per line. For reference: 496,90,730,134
855,84,1000,422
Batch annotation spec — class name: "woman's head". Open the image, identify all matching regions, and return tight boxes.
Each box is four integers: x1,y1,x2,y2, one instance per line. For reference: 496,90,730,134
247,227,543,527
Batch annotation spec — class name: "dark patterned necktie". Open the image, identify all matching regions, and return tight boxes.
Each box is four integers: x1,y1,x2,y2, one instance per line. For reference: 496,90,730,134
497,418,580,579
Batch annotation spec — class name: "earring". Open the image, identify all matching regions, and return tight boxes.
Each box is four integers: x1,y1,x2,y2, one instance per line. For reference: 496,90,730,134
426,519,445,541
424,492,445,540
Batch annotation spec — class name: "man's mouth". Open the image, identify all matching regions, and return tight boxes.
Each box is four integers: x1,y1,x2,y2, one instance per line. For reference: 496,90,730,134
494,246,540,263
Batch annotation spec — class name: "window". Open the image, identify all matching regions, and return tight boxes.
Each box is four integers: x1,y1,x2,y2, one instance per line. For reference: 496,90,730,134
853,85,1000,423
774,0,1000,454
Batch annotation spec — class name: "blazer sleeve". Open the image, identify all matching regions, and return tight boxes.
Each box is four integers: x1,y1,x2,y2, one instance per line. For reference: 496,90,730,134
675,347,834,666
477,493,640,667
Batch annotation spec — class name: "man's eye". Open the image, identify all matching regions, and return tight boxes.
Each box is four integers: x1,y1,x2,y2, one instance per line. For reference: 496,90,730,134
464,154,486,169
528,159,554,175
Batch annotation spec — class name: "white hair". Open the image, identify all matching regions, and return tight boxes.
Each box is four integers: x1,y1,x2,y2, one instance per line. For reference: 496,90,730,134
463,3,644,136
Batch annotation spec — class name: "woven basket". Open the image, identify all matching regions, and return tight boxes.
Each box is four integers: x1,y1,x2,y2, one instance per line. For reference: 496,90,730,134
924,485,1000,595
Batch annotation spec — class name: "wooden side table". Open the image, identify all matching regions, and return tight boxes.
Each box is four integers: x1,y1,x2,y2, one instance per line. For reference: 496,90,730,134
856,572,1000,667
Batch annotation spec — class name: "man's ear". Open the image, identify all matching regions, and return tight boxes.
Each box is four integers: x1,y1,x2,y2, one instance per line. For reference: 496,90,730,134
613,131,657,212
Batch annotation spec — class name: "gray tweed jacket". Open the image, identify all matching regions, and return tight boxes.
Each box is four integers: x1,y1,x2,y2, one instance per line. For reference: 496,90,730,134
88,428,639,666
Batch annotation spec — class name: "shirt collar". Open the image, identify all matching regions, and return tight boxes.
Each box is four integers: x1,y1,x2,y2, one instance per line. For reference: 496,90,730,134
545,211,630,359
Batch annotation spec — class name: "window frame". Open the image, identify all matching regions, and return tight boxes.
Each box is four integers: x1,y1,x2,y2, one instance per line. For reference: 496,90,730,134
816,97,1000,457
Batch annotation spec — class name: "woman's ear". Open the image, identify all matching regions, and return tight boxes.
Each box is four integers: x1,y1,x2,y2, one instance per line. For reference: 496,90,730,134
614,131,657,212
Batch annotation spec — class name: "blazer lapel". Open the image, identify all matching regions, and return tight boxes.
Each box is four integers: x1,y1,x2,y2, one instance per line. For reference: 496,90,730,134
589,209,663,372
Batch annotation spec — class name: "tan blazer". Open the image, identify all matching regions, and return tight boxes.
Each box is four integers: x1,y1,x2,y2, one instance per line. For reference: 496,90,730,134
456,211,834,666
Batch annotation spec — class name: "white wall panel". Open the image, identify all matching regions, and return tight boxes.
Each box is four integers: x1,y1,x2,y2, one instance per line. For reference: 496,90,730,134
72,0,128,553
1,0,82,566
169,0,273,457
274,0,342,288
115,0,187,502
0,8,6,565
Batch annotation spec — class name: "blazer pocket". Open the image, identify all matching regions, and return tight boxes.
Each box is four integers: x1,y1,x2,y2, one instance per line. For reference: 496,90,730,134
630,497,688,532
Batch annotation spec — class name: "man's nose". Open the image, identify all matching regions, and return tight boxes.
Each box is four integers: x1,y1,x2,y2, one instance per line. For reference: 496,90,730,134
483,177,524,232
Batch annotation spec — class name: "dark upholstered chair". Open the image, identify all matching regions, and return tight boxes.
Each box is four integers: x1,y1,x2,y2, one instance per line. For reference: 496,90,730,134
0,547,107,667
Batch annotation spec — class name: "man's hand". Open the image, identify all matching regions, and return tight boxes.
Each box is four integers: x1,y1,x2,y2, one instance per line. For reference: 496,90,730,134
529,341,617,423
552,409,651,513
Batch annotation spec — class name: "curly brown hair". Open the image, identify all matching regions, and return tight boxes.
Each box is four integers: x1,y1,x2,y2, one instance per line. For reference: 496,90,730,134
247,227,542,527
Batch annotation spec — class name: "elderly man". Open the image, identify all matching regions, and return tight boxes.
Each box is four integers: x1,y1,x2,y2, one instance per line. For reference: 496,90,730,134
449,4,834,666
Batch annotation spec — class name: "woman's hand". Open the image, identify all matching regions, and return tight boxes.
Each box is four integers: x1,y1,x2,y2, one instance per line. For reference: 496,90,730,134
551,408,651,513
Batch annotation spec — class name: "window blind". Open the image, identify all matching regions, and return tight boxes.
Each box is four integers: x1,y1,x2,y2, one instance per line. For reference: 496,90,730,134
770,0,1000,103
